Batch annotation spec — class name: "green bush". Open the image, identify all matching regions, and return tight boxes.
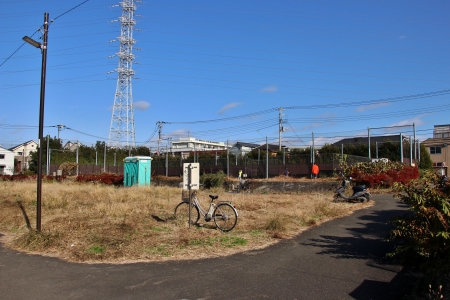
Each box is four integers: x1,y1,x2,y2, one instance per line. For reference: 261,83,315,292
200,170,226,188
389,171,450,287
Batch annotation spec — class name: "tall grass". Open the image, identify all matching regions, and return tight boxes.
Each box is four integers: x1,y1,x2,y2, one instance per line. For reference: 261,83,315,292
0,181,370,263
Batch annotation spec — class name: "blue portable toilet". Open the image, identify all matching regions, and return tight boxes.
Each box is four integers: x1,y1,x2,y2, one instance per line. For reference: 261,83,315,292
123,156,152,187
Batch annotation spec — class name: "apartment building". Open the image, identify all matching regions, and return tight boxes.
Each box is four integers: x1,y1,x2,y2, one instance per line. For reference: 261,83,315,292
166,137,229,159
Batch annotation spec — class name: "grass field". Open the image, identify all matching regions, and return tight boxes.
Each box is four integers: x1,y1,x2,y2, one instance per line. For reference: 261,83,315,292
0,180,371,263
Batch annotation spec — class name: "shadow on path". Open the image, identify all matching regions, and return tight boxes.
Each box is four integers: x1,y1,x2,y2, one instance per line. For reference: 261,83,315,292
301,197,414,299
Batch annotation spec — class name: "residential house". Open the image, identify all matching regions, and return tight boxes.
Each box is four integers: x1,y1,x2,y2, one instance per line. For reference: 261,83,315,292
9,140,38,173
0,146,15,175
229,142,260,157
168,137,229,159
422,125,450,176
256,143,289,157
63,141,82,151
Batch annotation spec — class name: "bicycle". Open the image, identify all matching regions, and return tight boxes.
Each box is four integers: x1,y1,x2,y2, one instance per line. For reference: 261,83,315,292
174,191,238,232
236,178,252,193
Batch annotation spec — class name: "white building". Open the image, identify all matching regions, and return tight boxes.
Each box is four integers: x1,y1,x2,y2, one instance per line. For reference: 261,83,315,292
229,142,260,156
166,137,229,159
9,140,38,172
0,146,15,175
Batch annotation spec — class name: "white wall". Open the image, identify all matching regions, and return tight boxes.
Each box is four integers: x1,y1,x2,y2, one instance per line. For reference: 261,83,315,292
0,147,15,175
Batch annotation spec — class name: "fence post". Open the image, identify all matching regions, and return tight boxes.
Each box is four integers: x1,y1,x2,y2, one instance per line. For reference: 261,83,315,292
266,136,268,179
165,145,168,176
418,140,421,162
227,140,229,177
400,133,403,163
258,149,260,178
376,142,378,159
76,145,79,176
46,135,49,175
409,136,413,166
413,122,416,160
49,149,51,175
104,143,106,173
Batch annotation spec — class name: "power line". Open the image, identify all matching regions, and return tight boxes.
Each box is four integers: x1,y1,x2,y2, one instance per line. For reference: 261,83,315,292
52,0,91,22
0,0,91,68
65,127,108,140
0,29,40,67
160,89,449,125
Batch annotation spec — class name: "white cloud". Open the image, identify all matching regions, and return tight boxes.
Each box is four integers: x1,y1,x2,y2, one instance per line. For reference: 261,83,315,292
296,113,337,131
384,116,425,133
218,102,242,115
355,102,389,112
169,129,186,138
398,35,407,40
134,101,150,111
260,84,278,93
297,122,324,131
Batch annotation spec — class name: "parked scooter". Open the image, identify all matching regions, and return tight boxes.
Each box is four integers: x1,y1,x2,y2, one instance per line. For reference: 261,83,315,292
333,175,371,203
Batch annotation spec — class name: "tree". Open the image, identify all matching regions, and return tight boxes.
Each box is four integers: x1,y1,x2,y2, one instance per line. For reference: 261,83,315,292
135,146,151,156
418,143,433,170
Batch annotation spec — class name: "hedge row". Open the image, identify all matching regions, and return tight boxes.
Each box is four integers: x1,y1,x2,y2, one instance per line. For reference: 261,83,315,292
343,161,420,188
75,173,124,186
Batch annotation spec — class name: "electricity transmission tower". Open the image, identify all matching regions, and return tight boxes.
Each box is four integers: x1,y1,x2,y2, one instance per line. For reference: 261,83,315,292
108,0,140,148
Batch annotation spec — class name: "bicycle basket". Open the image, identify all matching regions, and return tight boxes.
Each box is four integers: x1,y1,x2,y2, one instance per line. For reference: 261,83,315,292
182,190,192,202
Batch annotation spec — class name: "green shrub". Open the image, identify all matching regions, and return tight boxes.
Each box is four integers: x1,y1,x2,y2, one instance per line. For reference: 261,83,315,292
389,171,450,286
200,170,226,188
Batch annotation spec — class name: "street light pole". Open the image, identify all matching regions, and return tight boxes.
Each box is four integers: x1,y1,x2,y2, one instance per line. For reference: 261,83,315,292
23,12,49,231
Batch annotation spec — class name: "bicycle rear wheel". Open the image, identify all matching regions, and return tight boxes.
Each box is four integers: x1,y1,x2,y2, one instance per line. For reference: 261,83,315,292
174,202,200,227
213,203,238,232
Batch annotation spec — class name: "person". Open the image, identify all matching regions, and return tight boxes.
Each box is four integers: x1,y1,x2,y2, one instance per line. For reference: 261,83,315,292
312,163,319,179
284,167,289,177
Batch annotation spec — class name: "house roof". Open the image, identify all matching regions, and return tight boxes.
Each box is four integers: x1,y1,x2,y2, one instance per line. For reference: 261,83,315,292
332,134,404,146
63,141,83,150
422,137,450,146
231,142,260,148
9,140,38,151
0,146,14,153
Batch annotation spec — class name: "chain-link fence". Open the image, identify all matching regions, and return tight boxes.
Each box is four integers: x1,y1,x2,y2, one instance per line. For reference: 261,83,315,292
45,149,371,178
150,153,371,178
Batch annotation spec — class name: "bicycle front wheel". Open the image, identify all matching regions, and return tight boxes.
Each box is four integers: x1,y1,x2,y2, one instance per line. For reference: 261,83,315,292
174,202,200,227
213,203,238,232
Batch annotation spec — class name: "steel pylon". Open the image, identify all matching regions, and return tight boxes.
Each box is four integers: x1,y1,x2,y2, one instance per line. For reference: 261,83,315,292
108,0,138,148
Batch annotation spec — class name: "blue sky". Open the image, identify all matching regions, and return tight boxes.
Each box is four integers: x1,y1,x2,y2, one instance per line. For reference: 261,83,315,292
1,0,449,150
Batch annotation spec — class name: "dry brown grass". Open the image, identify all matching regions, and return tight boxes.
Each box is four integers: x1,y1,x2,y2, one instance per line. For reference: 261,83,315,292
0,180,372,263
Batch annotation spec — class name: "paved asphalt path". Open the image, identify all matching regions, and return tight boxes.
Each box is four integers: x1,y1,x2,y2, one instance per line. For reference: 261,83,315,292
0,194,412,300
